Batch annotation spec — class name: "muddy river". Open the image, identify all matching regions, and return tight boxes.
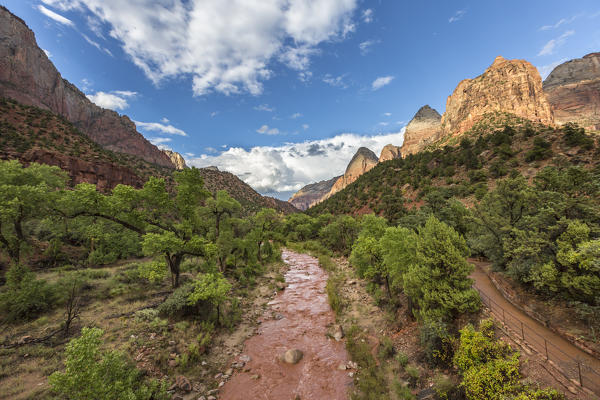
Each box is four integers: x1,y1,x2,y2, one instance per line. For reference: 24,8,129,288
219,250,352,400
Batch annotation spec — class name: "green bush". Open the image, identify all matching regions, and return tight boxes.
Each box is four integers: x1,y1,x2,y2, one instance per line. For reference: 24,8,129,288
137,260,167,284
49,327,169,400
0,264,56,321
377,336,395,359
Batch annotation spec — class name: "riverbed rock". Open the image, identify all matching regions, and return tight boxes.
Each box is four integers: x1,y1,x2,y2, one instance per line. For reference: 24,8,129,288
333,325,344,341
282,349,304,364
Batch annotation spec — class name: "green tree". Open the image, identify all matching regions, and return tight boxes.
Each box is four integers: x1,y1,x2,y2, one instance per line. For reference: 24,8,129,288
49,327,168,400
0,160,67,263
63,168,211,288
187,272,232,324
403,216,479,321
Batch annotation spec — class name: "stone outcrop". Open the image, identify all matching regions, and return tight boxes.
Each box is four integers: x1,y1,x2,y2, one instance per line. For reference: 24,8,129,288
162,149,187,170
378,144,402,162
288,176,340,211
326,147,379,199
400,105,442,157
441,56,554,137
543,53,600,131
0,6,175,168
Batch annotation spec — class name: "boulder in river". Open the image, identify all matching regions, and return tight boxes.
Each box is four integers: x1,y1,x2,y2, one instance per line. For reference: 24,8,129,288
282,349,304,364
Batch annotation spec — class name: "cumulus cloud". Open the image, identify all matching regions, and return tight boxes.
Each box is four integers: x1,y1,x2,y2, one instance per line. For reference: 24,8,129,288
449,9,466,23
135,121,188,136
257,125,280,135
291,112,302,119
383,112,391,117
371,76,394,90
37,5,74,26
187,129,405,195
86,91,132,110
538,30,574,56
362,9,373,23
44,0,358,96
537,58,568,79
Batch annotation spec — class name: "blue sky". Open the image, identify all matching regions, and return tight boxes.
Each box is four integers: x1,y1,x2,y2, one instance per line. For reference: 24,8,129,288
4,0,600,199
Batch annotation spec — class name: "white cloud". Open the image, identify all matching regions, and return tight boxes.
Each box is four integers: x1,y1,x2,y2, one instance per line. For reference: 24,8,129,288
210,111,219,117
43,49,52,58
81,78,92,91
37,5,74,26
82,34,113,56
46,0,358,96
323,73,348,88
378,122,389,126
160,117,170,123
204,147,217,154
362,9,373,23
371,75,394,90
539,15,579,31
256,125,280,135
113,90,137,97
291,112,303,119
86,91,130,110
302,124,309,130
187,128,406,194
537,58,568,80
383,112,391,117
449,9,466,23
149,137,172,149
538,30,574,56
135,121,188,136
254,104,275,112
359,39,378,55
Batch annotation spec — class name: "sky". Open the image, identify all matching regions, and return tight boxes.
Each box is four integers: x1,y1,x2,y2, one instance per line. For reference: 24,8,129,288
3,0,600,199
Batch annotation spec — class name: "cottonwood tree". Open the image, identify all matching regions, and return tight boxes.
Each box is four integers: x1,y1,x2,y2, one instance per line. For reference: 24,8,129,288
63,168,212,288
0,160,67,264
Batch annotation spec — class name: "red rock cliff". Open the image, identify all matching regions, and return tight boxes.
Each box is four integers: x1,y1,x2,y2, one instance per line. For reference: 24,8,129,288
543,53,600,131
441,56,554,137
0,6,175,168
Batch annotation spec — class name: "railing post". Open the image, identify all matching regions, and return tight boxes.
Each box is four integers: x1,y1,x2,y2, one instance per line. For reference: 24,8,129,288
521,321,525,340
578,361,583,387
544,339,549,360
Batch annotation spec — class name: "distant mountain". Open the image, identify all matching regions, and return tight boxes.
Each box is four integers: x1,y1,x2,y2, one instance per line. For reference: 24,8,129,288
289,176,341,211
400,105,442,157
0,6,174,168
543,53,600,132
162,149,187,170
288,144,402,210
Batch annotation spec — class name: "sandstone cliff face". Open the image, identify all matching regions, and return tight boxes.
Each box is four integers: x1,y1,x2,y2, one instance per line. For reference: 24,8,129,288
378,144,402,162
543,53,600,131
400,105,442,157
441,56,554,136
326,147,379,199
162,149,187,170
0,6,174,168
288,176,340,211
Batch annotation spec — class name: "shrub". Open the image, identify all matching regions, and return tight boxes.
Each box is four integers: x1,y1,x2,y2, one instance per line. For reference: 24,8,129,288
433,374,456,400
395,351,409,368
0,264,56,321
378,336,395,359
525,137,552,162
49,327,169,400
404,364,421,387
137,261,167,284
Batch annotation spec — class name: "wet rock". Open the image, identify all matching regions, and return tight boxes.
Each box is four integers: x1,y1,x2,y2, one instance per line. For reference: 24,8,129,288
282,349,304,364
333,325,344,341
175,376,192,392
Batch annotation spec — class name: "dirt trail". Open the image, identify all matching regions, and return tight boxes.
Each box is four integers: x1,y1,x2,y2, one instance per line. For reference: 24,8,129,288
219,250,352,400
470,261,600,394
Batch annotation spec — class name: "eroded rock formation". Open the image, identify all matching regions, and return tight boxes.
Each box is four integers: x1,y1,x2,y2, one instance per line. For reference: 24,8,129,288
400,105,442,157
543,53,600,131
378,144,402,162
0,6,174,168
325,147,379,199
162,149,187,170
288,176,340,211
441,56,554,136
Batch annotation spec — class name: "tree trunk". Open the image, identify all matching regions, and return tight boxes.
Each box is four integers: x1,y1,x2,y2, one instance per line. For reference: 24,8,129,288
257,240,263,262
166,254,183,288
384,275,392,300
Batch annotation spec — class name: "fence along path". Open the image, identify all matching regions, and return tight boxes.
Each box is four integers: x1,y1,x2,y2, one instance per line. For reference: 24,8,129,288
470,263,600,397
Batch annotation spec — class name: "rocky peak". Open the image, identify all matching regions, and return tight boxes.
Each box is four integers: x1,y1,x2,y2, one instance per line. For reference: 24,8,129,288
543,52,600,131
288,176,340,211
325,147,379,199
400,105,443,157
0,6,175,168
441,56,554,136
379,144,402,162
162,149,187,170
